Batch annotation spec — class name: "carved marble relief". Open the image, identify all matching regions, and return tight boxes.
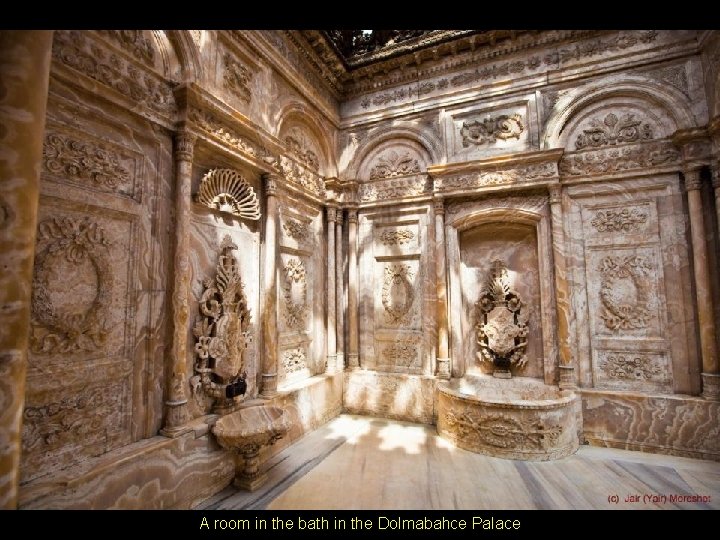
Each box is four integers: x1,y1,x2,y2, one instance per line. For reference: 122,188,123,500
381,337,421,370
590,208,648,233
193,235,252,406
223,53,253,103
30,217,113,354
598,255,654,331
282,217,310,243
195,168,261,220
475,260,528,377
460,114,524,147
559,141,680,177
575,113,653,150
284,127,320,172
283,258,308,330
444,410,562,450
369,150,421,179
379,229,415,246
381,264,415,326
359,176,430,202
600,354,660,381
42,132,134,196
99,30,155,65
282,348,308,377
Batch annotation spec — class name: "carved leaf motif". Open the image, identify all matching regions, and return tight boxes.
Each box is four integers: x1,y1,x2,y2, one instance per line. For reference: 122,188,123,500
598,255,654,331
283,258,308,330
445,411,562,450
282,348,307,376
369,150,421,180
223,53,253,103
284,127,320,172
381,264,415,326
590,208,647,233
600,354,661,381
379,229,415,246
575,113,654,150
460,114,524,147
382,341,420,368
282,218,310,242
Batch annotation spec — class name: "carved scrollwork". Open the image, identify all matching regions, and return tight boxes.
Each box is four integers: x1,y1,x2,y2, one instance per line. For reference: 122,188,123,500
223,53,253,103
475,260,528,376
382,339,420,369
369,150,421,179
460,114,524,147
381,264,415,326
444,411,561,450
575,113,653,150
196,168,261,220
282,348,307,376
379,229,415,246
600,354,661,381
282,218,310,242
30,217,113,354
598,255,654,331
193,235,252,391
590,208,648,233
284,127,320,172
283,258,308,330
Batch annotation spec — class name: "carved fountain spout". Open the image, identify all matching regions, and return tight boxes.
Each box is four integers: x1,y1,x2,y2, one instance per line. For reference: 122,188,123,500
475,259,528,378
192,234,252,414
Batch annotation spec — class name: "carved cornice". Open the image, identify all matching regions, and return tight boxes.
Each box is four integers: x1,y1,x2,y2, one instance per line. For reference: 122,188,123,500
429,149,563,196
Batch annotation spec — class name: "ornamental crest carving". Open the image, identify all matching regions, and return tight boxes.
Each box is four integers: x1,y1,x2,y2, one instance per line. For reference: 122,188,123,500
575,113,653,150
381,264,415,326
283,258,308,330
475,260,528,377
193,235,252,383
31,217,113,354
196,168,261,220
369,150,421,180
460,114,524,147
598,255,653,331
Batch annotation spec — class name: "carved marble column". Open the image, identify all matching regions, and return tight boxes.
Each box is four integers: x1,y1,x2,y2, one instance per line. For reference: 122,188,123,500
161,130,195,437
335,211,345,371
347,208,359,369
548,185,575,389
260,174,279,398
434,198,450,379
0,30,53,510
684,169,719,400
325,205,337,373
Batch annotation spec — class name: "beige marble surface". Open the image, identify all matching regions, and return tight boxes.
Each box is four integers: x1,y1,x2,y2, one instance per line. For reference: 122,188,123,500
201,414,720,510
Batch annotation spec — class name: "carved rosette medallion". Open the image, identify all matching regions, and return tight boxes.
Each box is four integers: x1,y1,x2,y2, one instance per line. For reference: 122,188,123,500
193,235,252,406
283,258,308,330
381,264,415,326
598,255,653,331
475,260,528,377
30,217,113,354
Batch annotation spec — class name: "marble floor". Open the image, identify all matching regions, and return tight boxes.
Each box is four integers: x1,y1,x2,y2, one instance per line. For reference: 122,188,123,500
197,414,720,510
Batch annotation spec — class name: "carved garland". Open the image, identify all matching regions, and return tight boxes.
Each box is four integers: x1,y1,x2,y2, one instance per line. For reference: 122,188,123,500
282,218,310,242
600,354,661,381
379,229,415,246
598,255,654,331
444,411,562,450
575,113,653,150
381,264,415,325
283,258,308,330
460,114,524,147
195,168,261,220
193,235,252,391
31,217,113,354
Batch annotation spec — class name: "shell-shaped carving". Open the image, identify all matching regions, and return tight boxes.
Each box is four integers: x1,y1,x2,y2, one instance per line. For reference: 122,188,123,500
196,168,261,220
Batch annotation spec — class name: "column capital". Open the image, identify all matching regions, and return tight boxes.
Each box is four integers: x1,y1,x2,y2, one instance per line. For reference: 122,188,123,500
673,128,712,170
548,184,562,204
174,130,196,163
347,207,358,223
262,173,281,196
712,164,720,190
326,205,337,223
433,197,445,215
684,169,704,191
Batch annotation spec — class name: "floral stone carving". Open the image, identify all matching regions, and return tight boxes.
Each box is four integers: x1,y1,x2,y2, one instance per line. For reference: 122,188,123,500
283,259,308,330
475,260,528,378
194,235,252,410
381,264,416,326
598,255,653,331
590,208,647,233
379,229,414,246
284,127,320,172
196,168,261,220
369,150,421,179
31,217,113,354
282,348,307,377
460,114,524,147
575,113,653,150
223,53,253,104
282,218,310,243
600,354,661,381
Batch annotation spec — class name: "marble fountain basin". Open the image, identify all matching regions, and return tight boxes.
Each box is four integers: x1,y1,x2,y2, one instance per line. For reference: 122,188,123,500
437,375,579,461
212,405,291,491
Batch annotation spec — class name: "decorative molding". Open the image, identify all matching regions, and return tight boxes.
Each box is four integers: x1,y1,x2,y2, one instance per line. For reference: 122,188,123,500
590,208,648,233
646,64,689,97
369,150,421,180
284,127,320,172
283,258,308,330
444,411,562,450
99,30,155,66
282,218,310,242
195,168,261,220
599,255,654,331
379,229,415,246
193,235,252,385
30,217,112,354
447,195,548,216
381,264,415,326
188,107,269,160
559,141,681,177
359,176,430,202
361,87,407,109
282,348,307,376
575,113,654,150
599,354,661,381
52,31,174,113
274,155,326,197
475,260,528,376
223,52,253,104
435,162,556,193
460,114,524,147
42,132,132,194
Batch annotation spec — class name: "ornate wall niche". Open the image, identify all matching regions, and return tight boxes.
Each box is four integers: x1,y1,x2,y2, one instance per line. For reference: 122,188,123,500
276,109,331,177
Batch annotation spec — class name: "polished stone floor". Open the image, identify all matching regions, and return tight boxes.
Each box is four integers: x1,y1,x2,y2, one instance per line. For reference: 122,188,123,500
197,414,720,510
